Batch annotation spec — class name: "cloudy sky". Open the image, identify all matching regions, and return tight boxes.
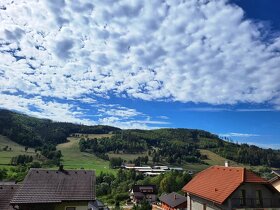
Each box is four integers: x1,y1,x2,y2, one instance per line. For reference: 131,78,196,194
0,0,280,147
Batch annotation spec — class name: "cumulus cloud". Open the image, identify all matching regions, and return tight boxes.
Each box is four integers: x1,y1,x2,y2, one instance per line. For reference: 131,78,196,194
0,93,94,125
0,0,280,126
54,39,74,59
0,92,169,129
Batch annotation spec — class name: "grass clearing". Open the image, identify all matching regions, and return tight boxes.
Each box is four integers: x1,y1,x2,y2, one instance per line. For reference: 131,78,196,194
0,135,36,168
183,162,209,172
57,135,115,175
199,149,266,172
199,149,235,166
107,152,148,161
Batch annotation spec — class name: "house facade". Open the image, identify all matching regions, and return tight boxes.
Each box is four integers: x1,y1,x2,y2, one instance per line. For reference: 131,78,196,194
130,185,157,204
159,192,187,210
183,165,280,210
10,168,97,210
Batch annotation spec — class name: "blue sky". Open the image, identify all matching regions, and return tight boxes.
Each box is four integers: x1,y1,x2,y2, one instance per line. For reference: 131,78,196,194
0,0,280,148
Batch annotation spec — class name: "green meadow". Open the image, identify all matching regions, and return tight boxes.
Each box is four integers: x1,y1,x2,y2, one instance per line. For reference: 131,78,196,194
0,135,36,169
56,135,114,175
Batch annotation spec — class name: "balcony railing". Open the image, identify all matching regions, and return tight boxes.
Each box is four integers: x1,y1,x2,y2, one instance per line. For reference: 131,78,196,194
231,197,280,208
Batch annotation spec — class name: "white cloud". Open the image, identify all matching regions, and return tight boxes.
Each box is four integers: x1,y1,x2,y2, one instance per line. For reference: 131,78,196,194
0,93,94,125
0,0,280,127
220,132,260,138
0,93,169,128
182,107,278,112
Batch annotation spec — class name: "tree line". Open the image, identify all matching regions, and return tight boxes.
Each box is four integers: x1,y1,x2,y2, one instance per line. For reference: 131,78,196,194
96,169,192,205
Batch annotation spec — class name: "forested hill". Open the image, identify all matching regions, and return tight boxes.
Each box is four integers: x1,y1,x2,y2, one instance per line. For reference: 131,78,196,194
1,109,280,168
0,109,120,147
81,129,280,168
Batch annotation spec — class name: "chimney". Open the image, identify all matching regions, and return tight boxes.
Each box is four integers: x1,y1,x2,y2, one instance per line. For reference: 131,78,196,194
174,194,177,200
225,160,229,167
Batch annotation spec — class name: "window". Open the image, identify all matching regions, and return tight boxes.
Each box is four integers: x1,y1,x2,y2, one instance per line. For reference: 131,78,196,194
240,189,246,206
66,207,76,210
256,190,263,206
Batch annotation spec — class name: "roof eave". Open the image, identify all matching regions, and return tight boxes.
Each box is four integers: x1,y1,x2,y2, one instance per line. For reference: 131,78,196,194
183,190,224,205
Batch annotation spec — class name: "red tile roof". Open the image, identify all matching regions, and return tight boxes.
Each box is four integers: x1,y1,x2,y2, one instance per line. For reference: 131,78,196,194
182,166,268,204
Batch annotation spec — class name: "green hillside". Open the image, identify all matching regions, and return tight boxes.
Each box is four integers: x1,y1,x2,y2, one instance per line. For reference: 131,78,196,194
56,134,113,175
0,109,120,147
1,109,280,174
0,135,36,168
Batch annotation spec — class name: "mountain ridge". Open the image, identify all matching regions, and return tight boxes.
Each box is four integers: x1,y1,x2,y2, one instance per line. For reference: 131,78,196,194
0,109,280,168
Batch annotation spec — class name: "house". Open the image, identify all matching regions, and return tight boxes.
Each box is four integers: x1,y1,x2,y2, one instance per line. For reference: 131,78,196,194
130,185,157,204
182,165,280,210
159,192,187,210
270,170,280,192
10,168,97,210
0,182,20,210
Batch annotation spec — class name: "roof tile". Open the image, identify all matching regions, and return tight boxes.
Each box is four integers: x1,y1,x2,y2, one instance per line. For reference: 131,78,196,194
11,169,95,204
182,166,268,204
0,184,20,210
159,192,187,208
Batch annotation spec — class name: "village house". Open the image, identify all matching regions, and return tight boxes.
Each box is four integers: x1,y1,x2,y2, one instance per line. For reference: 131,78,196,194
182,164,280,210
0,182,20,210
159,192,187,210
9,168,101,210
129,185,157,204
270,170,280,192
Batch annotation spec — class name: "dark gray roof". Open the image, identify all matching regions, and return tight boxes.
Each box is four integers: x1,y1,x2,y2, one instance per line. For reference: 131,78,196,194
88,199,108,209
0,183,20,210
159,192,187,208
132,185,157,194
11,169,95,204
133,192,145,198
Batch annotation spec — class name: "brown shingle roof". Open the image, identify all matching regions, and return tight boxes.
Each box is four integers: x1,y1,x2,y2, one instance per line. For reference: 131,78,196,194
0,183,20,210
11,169,95,204
132,185,157,194
159,192,187,208
182,166,268,204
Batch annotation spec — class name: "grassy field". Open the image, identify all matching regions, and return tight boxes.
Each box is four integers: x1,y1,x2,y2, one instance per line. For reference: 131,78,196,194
56,135,114,175
199,149,237,166
0,135,36,168
108,152,148,161
199,149,267,173
1,133,266,176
